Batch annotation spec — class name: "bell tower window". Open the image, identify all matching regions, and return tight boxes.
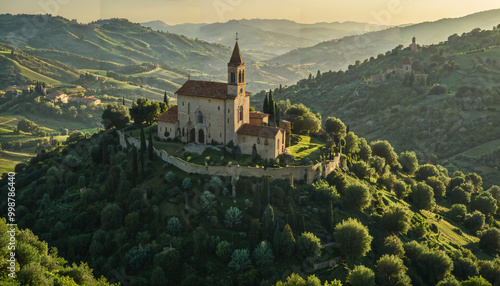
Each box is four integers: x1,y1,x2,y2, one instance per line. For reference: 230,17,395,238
197,111,203,123
231,72,236,84
238,71,242,83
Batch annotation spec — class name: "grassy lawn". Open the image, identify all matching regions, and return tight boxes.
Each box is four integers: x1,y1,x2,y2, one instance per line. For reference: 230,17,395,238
0,150,34,175
288,135,325,162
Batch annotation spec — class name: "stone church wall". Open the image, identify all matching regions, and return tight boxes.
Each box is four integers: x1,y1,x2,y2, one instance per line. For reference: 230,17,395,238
118,131,339,184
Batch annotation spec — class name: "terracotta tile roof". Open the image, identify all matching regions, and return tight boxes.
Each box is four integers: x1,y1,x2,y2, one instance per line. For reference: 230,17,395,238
46,91,67,99
229,41,243,64
158,105,178,123
237,124,282,138
249,111,269,119
176,80,236,99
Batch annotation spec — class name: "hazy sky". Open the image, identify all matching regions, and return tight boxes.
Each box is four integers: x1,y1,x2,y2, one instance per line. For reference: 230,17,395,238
1,0,500,25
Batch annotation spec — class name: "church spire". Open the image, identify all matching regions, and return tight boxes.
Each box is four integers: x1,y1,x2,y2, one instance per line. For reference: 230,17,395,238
229,33,243,64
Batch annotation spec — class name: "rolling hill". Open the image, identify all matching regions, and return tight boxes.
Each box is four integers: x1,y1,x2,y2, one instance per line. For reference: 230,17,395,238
143,19,389,57
260,26,500,187
269,8,500,73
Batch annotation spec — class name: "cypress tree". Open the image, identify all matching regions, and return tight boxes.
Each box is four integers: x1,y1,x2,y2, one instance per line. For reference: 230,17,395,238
273,224,280,257
251,188,262,217
122,97,125,105
288,203,295,229
300,215,306,233
164,91,169,107
328,202,334,231
261,177,270,205
252,143,258,163
132,145,138,179
263,204,275,242
280,224,295,258
140,127,146,154
148,129,154,161
263,94,269,114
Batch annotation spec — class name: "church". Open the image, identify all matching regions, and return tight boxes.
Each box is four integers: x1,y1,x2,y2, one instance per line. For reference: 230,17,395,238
157,40,286,160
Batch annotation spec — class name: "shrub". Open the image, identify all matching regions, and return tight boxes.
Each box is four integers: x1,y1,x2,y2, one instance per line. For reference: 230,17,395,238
311,180,340,202
228,249,252,273
224,207,242,229
381,235,405,257
471,193,498,217
216,241,232,262
376,254,411,286
167,217,182,236
380,205,411,234
334,218,373,260
394,180,410,200
464,211,485,233
252,241,274,266
165,171,175,183
448,204,467,222
181,177,192,190
296,232,322,260
411,182,436,210
343,183,371,211
348,265,376,286
479,228,500,255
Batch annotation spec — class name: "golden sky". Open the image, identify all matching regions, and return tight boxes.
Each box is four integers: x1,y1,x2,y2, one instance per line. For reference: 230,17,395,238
1,0,500,25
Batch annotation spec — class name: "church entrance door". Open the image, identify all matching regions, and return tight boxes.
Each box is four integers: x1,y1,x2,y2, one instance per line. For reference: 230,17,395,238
189,128,195,142
198,129,204,143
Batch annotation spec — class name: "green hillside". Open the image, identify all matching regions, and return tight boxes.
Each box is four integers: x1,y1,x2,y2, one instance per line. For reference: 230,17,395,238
258,26,500,187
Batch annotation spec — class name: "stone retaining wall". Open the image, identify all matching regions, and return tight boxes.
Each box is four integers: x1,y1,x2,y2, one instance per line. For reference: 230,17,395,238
118,131,339,184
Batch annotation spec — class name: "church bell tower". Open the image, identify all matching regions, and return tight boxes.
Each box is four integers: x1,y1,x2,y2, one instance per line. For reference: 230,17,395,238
227,33,245,97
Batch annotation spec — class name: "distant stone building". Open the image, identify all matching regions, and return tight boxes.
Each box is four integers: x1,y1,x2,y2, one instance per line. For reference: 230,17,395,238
368,56,428,86
409,36,418,52
158,40,286,159
45,91,68,103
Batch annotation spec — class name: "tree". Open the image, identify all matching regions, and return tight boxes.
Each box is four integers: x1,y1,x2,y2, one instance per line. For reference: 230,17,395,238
17,119,40,134
348,265,375,286
228,249,252,273
399,151,418,175
263,204,275,241
464,210,485,233
461,276,492,286
394,180,410,200
436,276,461,286
381,235,404,257
449,185,471,204
263,94,269,114
66,131,85,144
324,117,346,139
224,207,242,229
296,232,322,260
130,98,161,126
344,132,360,155
251,143,258,163
477,260,500,285
453,258,479,281
148,129,154,160
253,241,274,266
167,217,182,236
466,173,483,191
280,224,296,258
426,176,447,198
415,164,440,181
411,182,436,210
479,228,500,255
417,250,454,285
370,140,401,170
292,112,321,134
311,180,339,202
181,177,192,189
343,183,371,211
380,205,411,234
275,273,342,286
102,103,130,129
334,218,373,260
100,203,123,230
358,138,372,161
164,92,169,107
250,188,262,217
376,254,411,286
449,204,467,222
216,241,232,262
200,191,217,213
140,127,146,154
471,192,498,217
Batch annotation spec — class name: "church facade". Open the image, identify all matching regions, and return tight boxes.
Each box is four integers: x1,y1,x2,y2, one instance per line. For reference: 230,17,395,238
158,41,286,159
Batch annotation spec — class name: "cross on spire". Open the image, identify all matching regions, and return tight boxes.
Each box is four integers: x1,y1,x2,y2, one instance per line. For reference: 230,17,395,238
235,32,239,41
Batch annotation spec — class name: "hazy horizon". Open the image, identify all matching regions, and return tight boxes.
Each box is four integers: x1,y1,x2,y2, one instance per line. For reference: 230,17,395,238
1,0,500,26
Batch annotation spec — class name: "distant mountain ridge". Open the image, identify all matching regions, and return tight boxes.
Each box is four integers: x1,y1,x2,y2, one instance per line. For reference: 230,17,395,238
142,19,389,57
269,8,500,72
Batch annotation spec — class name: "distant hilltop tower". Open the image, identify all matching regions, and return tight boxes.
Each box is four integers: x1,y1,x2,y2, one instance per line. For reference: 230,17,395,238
409,36,418,52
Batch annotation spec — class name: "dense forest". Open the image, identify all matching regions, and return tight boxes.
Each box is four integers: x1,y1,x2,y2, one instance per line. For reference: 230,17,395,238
1,105,499,285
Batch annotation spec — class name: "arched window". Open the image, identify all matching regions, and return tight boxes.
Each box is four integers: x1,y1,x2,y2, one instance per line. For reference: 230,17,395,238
188,103,190,114
242,71,245,82
277,139,280,149
238,71,242,83
231,72,236,83
264,139,269,145
197,111,203,123
242,137,246,143
182,128,185,136
239,106,243,121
